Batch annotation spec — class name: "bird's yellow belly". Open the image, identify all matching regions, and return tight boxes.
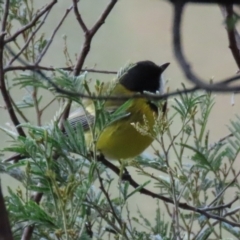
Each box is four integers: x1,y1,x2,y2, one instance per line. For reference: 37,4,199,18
96,99,156,160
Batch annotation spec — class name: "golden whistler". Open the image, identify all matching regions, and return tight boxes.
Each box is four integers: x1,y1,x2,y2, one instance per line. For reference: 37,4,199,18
68,61,169,160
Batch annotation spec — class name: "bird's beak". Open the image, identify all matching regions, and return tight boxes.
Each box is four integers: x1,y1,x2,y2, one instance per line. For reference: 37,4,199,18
160,62,170,72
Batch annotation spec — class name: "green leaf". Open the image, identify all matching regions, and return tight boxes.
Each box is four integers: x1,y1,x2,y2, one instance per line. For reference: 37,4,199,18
127,180,150,200
182,144,213,171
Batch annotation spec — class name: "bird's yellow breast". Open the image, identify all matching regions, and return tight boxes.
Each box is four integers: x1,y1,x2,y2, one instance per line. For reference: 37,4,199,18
96,98,157,160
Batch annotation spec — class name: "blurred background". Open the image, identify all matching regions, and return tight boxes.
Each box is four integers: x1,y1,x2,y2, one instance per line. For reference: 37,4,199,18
1,0,240,236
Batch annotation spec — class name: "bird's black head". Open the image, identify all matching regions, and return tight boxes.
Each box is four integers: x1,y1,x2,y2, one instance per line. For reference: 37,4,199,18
119,61,170,93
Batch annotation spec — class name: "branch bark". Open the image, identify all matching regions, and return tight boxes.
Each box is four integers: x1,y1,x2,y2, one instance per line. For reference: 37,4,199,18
98,155,240,228
173,1,240,92
5,0,57,43
221,5,240,70
73,0,118,76
0,186,14,240
4,64,117,75
0,0,26,137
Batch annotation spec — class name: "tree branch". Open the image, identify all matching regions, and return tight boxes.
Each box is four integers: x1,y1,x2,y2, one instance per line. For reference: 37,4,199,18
59,0,117,151
5,0,57,43
9,2,118,239
221,5,240,70
72,0,88,32
35,5,73,65
0,186,13,240
1,0,9,33
173,1,240,92
7,8,52,66
97,170,123,229
201,196,239,211
98,155,240,228
73,0,118,76
4,64,117,74
208,171,240,207
0,0,26,137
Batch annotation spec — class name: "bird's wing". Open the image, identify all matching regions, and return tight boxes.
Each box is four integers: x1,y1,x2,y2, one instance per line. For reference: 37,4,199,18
67,108,95,132
67,102,131,132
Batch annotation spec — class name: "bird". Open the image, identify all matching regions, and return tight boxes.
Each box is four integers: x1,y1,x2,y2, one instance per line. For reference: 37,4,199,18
4,61,169,163
68,60,170,160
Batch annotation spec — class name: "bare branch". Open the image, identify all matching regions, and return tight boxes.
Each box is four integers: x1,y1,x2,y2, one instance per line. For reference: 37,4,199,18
72,0,88,32
0,186,13,240
35,5,73,65
4,64,117,74
15,0,113,227
0,3,26,137
221,5,240,69
59,0,118,135
1,0,10,32
209,133,233,151
208,171,240,207
4,0,240,237
6,46,199,102
90,0,118,36
8,27,240,99
173,1,240,92
201,196,238,211
5,0,57,43
5,151,240,229
2,46,203,101
97,170,123,229
73,0,118,76
7,8,52,66
98,154,240,228
223,206,240,217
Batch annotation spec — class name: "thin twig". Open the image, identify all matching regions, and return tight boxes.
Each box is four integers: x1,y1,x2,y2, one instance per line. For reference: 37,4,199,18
5,0,57,43
32,87,41,125
1,0,10,32
201,196,238,211
87,201,122,234
208,171,240,207
8,94,29,123
8,39,240,100
73,0,118,76
40,97,56,113
8,30,240,100
4,64,117,74
35,5,73,65
223,206,240,217
4,145,240,228
97,155,240,227
97,170,123,230
7,7,52,66
16,3,119,239
160,127,181,238
3,46,199,101
209,133,233,151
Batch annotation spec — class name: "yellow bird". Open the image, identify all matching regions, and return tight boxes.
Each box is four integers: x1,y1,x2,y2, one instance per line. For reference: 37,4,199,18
68,61,170,160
